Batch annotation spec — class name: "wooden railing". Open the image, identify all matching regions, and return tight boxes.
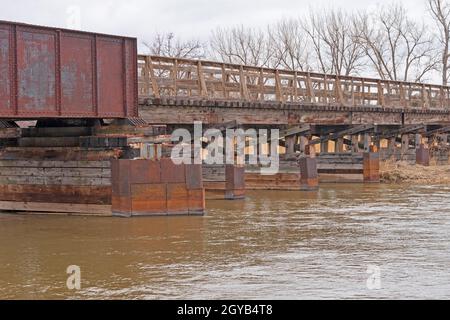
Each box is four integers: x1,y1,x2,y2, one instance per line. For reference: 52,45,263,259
138,55,450,110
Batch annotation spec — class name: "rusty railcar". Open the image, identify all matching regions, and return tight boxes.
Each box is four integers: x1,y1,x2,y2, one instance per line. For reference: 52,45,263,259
0,20,137,119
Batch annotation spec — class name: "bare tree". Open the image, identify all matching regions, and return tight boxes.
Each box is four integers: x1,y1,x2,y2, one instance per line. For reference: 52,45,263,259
142,4,442,85
143,32,205,59
209,25,278,68
302,9,365,76
356,4,438,82
428,0,450,85
268,19,311,71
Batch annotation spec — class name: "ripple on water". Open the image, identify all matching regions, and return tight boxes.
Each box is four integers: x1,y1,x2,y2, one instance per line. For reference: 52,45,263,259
1,184,450,299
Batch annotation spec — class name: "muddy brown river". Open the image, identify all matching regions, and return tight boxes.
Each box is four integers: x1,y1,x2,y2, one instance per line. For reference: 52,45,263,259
1,183,450,299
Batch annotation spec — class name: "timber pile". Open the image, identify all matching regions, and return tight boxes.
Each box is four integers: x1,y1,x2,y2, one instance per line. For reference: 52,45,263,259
203,164,245,199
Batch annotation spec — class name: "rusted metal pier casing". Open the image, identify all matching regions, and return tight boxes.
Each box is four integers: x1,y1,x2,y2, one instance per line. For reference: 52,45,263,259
225,165,245,200
203,164,246,200
0,20,137,119
111,159,205,217
299,156,319,190
363,152,380,182
416,144,430,166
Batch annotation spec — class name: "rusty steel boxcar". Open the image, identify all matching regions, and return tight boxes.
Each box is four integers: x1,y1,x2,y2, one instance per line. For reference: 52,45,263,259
0,20,138,119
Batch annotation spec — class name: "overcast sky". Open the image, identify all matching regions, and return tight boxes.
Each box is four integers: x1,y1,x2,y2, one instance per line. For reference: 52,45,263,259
0,0,432,53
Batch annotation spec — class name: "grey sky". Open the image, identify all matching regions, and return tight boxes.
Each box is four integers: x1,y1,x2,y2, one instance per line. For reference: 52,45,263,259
0,0,433,53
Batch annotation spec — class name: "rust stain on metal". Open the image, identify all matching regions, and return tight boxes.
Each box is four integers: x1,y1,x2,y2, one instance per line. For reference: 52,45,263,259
0,20,137,119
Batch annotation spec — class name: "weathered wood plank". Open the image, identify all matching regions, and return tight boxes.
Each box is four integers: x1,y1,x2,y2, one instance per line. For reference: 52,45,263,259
0,167,111,178
0,185,111,205
0,176,111,186
0,201,112,216
0,148,122,161
0,160,111,168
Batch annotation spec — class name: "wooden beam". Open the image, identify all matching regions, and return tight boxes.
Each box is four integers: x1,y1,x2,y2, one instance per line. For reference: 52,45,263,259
309,125,374,145
0,201,112,215
279,125,311,139
275,70,283,102
424,125,450,137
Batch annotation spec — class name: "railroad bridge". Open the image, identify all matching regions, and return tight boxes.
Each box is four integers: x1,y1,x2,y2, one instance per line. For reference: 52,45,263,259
137,55,450,166
138,55,450,127
1,20,450,217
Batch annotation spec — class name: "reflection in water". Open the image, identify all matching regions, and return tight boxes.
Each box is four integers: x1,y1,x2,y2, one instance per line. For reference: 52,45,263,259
1,183,450,299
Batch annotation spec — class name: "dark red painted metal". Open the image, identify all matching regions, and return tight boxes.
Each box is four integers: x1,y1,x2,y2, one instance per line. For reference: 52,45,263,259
0,20,138,119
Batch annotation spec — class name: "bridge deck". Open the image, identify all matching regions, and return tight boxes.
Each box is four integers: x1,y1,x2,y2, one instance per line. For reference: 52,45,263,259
138,55,450,110
137,55,450,126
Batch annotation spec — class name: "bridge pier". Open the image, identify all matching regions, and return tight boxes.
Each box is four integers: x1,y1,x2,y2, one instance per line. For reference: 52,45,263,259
363,133,372,153
286,136,296,156
321,140,329,154
388,137,397,152
299,155,319,191
363,152,381,183
0,123,206,217
111,159,205,217
336,138,345,153
299,136,309,155
351,135,360,153
203,164,246,200
401,134,410,155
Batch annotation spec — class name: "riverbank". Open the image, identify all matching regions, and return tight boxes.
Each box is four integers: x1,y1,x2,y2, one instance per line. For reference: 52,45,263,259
380,160,450,184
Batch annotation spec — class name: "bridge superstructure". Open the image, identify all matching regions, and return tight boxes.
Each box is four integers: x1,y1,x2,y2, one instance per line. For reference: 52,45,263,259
137,55,450,127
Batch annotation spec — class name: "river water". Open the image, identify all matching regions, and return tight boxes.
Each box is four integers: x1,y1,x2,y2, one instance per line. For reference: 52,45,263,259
1,183,450,300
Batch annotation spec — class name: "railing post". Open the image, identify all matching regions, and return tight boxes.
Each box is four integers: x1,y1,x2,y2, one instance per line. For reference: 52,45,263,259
361,79,366,105
422,84,429,109
400,83,406,108
239,65,250,100
258,68,265,101
306,72,315,103
197,61,208,98
377,80,385,107
408,84,412,107
275,70,283,102
351,135,360,153
335,76,344,105
386,81,391,107
429,85,434,108
351,78,355,106
221,64,228,99
146,56,160,99
172,59,178,96
293,71,298,102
